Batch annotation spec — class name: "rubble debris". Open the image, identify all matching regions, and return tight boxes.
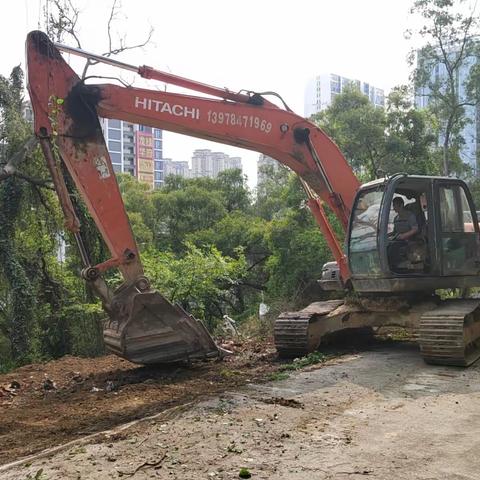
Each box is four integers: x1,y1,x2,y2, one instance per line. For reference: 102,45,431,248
259,397,303,408
42,377,56,391
117,454,167,477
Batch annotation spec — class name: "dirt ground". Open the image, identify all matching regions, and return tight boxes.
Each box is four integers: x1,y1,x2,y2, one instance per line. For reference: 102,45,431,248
3,340,480,479
0,339,279,465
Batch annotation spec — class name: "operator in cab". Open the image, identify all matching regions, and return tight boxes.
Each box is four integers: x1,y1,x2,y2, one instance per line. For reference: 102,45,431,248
392,197,419,241
388,197,419,270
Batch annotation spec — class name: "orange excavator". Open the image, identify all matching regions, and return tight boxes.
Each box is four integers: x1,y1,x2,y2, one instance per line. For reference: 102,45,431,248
26,31,480,366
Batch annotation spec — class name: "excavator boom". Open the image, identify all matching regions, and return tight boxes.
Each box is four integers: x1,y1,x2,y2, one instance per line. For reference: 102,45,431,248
26,31,358,364
25,31,359,365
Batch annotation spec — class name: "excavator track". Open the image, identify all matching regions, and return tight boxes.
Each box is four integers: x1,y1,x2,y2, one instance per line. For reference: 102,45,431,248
276,297,480,368
274,300,344,358
419,300,480,367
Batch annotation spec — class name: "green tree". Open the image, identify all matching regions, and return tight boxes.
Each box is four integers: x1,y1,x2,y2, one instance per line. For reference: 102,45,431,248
256,170,338,304
215,169,251,213
0,67,40,362
0,66,106,366
153,186,227,252
255,163,292,220
408,0,480,175
384,85,441,175
313,85,387,179
188,211,270,315
265,209,332,303
314,85,441,179
142,244,247,329
188,211,268,258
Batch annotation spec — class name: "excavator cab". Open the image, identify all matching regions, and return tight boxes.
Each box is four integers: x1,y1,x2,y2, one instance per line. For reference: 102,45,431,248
347,174,480,293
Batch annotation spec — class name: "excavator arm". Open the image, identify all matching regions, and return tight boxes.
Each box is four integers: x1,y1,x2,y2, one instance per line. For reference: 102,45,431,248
26,31,360,364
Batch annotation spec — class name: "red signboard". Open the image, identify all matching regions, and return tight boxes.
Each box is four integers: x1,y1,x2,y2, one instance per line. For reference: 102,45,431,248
136,131,154,188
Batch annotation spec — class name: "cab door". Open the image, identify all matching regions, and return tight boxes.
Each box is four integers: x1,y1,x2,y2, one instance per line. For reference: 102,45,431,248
435,180,480,276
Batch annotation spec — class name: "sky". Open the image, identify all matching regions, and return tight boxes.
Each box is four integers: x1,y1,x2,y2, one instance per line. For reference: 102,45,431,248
1,0,416,187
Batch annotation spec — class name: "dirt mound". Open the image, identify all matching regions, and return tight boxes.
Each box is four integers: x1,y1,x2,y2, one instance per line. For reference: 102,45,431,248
0,338,278,464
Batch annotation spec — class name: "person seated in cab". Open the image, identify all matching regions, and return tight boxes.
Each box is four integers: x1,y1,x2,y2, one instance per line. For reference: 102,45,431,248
388,197,419,269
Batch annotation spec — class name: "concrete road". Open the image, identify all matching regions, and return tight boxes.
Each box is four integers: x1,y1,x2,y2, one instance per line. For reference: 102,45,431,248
3,342,480,479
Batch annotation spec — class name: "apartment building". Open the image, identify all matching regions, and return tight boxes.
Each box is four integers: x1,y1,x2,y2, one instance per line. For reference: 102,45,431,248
100,119,164,189
163,158,190,178
304,73,385,118
191,149,242,178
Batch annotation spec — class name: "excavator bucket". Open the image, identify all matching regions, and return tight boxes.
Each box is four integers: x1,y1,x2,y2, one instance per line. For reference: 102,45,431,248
103,283,221,364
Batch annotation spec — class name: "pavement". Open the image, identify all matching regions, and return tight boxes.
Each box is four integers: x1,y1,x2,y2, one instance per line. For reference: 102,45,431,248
3,342,480,479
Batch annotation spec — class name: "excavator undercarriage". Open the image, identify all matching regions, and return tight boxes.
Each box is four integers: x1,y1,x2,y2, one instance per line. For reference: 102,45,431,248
275,296,480,367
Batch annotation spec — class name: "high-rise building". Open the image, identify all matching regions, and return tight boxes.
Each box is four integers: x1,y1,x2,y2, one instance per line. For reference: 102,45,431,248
304,73,385,118
257,154,281,187
415,47,479,173
100,123,242,184
100,119,164,189
191,149,242,178
164,158,190,178
22,101,34,123
21,104,166,188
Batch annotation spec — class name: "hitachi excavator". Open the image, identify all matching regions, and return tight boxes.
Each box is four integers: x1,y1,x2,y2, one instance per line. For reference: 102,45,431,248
26,31,480,367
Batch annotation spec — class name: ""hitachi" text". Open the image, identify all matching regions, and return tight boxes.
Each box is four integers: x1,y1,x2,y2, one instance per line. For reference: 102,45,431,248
134,97,200,120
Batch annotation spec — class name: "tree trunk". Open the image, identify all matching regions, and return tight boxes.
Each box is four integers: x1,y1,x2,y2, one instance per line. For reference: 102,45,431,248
443,122,452,176
443,142,449,176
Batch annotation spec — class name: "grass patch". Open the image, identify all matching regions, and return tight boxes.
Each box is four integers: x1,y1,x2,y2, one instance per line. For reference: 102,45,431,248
268,352,327,381
268,371,290,381
239,467,252,478
279,351,326,372
219,368,242,378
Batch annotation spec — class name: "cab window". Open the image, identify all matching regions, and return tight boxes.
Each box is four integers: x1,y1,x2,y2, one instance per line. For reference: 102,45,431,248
349,188,383,275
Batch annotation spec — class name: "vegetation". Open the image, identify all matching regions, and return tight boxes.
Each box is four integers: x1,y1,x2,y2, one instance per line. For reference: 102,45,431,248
313,84,440,179
0,0,479,373
408,0,480,175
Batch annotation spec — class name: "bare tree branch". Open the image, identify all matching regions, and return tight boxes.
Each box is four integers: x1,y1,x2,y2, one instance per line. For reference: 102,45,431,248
106,0,120,54
78,0,154,79
14,172,54,189
45,0,81,47
0,136,38,180
0,136,54,189
103,26,154,58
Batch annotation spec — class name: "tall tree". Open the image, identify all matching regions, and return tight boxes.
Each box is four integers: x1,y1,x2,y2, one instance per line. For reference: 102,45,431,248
314,85,442,179
0,1,155,368
409,0,480,175
313,85,387,180
384,85,441,175
0,68,57,362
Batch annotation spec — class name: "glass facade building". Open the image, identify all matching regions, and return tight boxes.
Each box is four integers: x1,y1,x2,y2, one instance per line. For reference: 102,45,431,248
415,49,479,174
